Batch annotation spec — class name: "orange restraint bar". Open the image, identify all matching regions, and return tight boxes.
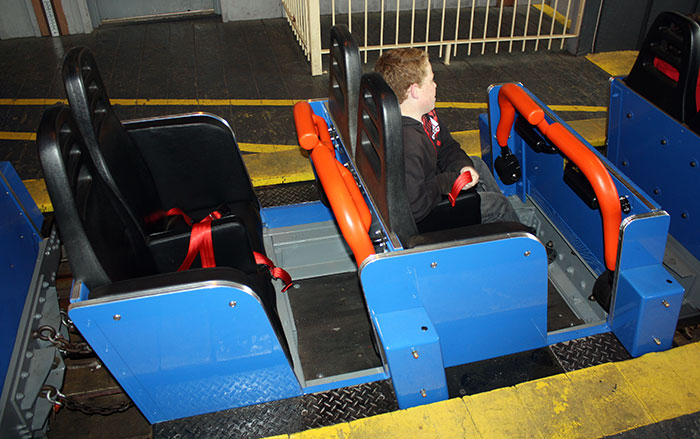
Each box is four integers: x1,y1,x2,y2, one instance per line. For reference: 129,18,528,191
293,102,375,265
496,83,622,272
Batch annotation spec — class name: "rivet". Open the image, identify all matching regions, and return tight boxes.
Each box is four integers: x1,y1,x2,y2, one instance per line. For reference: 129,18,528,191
662,300,670,308
113,314,121,321
524,250,531,257
681,212,689,219
420,389,427,398
15,393,24,400
653,337,662,345
430,262,437,268
691,161,697,168
626,112,633,119
621,160,628,167
412,350,419,359
660,139,667,145
229,301,237,308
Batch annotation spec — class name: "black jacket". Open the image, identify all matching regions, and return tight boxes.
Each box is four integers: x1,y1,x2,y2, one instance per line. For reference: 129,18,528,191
403,111,473,222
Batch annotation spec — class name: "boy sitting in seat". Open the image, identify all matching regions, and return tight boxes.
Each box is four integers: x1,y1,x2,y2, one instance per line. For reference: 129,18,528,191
375,48,520,224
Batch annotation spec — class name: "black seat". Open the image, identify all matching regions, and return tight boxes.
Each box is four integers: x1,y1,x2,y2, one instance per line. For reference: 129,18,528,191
61,46,264,253
626,11,700,124
328,25,362,158
353,72,482,246
38,104,286,352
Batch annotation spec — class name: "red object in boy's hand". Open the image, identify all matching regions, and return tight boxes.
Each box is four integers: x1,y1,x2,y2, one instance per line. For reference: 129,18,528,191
448,171,473,207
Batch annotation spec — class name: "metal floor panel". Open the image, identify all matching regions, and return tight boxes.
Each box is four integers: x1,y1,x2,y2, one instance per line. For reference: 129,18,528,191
549,332,631,372
153,380,397,439
256,182,321,208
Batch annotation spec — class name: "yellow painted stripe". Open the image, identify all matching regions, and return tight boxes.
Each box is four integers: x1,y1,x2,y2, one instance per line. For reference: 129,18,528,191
586,51,640,77
264,341,700,439
0,98,307,107
0,98,605,112
238,143,299,153
532,3,572,29
0,131,36,141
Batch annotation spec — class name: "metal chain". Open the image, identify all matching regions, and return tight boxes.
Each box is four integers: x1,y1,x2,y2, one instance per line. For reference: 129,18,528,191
33,325,92,354
41,386,133,416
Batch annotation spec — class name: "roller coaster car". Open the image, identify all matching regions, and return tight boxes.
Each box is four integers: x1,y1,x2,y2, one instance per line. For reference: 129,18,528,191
33,25,683,426
608,11,700,321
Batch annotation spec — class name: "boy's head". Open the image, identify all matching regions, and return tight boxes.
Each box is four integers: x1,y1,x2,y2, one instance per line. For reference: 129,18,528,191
375,48,436,117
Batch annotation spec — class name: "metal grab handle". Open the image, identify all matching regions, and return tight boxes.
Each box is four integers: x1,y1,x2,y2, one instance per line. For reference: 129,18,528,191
496,83,622,271
294,102,375,265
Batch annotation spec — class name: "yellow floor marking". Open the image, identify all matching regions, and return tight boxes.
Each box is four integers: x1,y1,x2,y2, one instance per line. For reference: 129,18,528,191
465,386,544,438
515,373,602,439
238,142,299,153
436,102,488,110
424,398,481,438
586,51,639,77
660,341,700,404
566,362,653,435
245,149,315,187
532,3,572,29
22,179,52,212
290,423,350,438
548,104,607,112
616,351,700,423
0,98,67,106
0,131,36,141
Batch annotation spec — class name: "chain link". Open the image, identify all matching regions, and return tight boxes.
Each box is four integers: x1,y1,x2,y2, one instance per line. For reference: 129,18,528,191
41,386,133,416
33,325,92,354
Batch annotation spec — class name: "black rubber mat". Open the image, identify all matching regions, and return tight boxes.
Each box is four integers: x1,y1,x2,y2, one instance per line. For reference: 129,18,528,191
288,271,381,381
605,410,700,439
446,347,564,398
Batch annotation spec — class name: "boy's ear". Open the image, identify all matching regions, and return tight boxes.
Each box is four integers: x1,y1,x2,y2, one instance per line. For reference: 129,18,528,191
408,83,419,100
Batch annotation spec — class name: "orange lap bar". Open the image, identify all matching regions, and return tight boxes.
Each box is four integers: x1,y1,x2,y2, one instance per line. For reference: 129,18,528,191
496,83,621,272
293,102,375,265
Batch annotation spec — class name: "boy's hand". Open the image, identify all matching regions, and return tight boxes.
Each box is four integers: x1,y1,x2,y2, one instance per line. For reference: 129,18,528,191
459,166,479,190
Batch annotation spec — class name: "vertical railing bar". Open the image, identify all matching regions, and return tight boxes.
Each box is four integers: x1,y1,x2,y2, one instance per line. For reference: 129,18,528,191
573,0,586,35
411,0,416,44
425,0,432,52
508,0,517,52
481,0,490,55
308,0,322,75
453,0,462,56
349,0,352,32
468,0,475,55
332,0,336,26
439,0,447,57
560,0,572,49
364,0,368,62
547,0,558,50
396,0,400,45
380,0,386,56
534,0,545,51
522,0,531,51
495,0,504,54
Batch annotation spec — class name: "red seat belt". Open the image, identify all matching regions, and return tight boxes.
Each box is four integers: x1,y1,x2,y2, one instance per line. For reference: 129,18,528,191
447,171,473,207
167,209,294,291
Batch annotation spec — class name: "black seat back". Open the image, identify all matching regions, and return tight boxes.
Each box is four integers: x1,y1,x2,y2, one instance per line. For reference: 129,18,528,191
62,47,166,235
355,73,417,244
626,11,700,123
38,105,157,288
329,25,362,158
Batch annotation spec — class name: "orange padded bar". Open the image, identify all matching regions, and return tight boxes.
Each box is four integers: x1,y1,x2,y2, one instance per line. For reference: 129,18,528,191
543,124,621,271
293,102,375,265
496,83,545,147
496,84,621,271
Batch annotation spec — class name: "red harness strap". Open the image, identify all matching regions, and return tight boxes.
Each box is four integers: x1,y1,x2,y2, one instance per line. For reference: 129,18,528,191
447,171,473,207
167,209,294,291
254,253,294,292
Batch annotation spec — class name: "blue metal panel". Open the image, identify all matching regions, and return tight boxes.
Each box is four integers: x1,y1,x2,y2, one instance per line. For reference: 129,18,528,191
478,113,492,166
68,282,301,423
361,234,548,407
607,77,700,260
374,308,447,408
0,163,42,397
485,84,661,276
612,212,683,356
262,201,334,229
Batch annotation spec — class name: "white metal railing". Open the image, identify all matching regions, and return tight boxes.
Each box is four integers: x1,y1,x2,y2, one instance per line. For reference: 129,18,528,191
282,0,587,76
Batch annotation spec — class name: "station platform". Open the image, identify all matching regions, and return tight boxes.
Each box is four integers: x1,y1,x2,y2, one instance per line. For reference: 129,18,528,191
2,13,700,439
